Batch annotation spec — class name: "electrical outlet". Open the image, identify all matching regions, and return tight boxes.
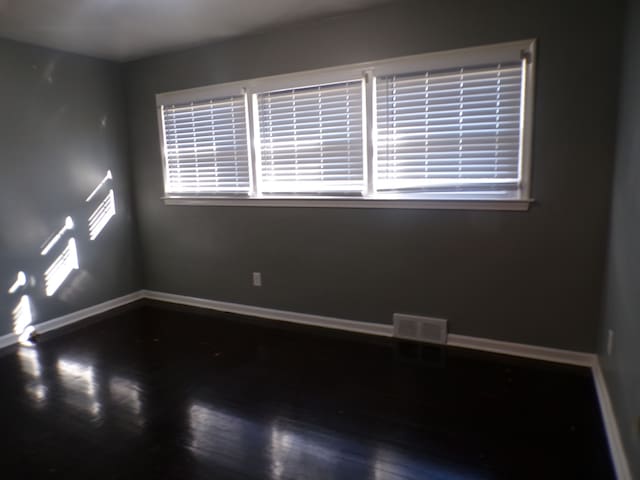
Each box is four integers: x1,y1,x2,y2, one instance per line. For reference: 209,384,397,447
252,272,262,287
607,329,614,356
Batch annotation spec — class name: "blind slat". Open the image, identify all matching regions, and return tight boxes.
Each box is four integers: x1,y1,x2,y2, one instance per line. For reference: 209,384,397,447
162,96,250,194
375,62,523,192
257,81,364,194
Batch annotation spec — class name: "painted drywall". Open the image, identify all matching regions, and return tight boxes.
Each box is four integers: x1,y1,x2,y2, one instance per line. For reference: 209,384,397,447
0,0,396,61
125,0,623,352
599,0,640,475
0,38,141,337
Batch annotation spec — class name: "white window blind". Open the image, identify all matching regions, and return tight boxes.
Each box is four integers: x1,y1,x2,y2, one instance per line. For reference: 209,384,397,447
157,40,535,209
256,80,365,194
375,62,523,192
162,96,250,194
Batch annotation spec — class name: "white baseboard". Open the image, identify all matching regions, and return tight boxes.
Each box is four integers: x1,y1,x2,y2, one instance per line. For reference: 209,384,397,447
37,291,145,334
143,290,596,367
2,288,595,368
141,290,393,337
0,289,631,478
448,333,596,367
142,290,630,479
592,359,633,480
0,332,16,351
0,291,144,351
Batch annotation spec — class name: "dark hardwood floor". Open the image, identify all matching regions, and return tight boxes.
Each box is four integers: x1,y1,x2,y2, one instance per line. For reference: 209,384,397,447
0,304,614,479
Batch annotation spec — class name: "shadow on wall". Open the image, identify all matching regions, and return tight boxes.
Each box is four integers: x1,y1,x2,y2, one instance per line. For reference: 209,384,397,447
6,170,118,344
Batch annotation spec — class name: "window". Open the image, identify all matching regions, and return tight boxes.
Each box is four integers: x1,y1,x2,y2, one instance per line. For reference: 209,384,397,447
375,63,522,193
256,80,365,195
161,95,251,194
157,39,535,210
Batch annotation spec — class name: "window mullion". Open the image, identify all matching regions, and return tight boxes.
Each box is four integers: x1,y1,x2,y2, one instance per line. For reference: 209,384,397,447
243,89,257,197
363,71,374,197
250,92,263,196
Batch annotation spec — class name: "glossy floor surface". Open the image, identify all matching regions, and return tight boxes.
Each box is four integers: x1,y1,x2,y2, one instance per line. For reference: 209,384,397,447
0,304,614,479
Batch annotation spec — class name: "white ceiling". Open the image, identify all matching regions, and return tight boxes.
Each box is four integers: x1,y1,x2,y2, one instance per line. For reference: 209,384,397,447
0,0,394,61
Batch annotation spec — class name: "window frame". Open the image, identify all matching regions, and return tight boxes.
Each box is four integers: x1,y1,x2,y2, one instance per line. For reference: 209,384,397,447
156,39,536,211
252,75,368,196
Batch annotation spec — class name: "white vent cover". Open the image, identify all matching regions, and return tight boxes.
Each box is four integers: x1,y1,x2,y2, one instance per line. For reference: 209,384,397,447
393,313,448,344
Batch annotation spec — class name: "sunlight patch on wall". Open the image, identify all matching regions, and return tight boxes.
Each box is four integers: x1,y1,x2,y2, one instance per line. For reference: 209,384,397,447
44,238,79,296
88,189,116,241
41,216,74,256
12,295,34,345
8,271,27,294
9,271,34,345
86,170,112,202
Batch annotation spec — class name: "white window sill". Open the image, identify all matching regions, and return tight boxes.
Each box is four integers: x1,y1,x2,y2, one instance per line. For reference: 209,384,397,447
162,194,533,211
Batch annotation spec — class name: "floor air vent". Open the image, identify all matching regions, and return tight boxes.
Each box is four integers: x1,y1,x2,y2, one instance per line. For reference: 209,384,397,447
393,313,448,345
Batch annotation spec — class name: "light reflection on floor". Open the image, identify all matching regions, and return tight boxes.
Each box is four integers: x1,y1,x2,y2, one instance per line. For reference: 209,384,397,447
109,376,144,432
18,349,147,431
185,400,485,479
18,347,48,406
373,445,487,480
188,402,254,469
56,357,101,418
2,306,612,479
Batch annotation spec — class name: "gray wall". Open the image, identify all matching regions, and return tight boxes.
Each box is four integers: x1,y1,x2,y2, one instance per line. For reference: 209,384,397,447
599,0,640,475
125,0,623,352
0,39,141,336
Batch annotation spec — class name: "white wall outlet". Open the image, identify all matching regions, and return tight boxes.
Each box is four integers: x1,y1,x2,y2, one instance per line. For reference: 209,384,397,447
606,329,614,356
252,272,262,287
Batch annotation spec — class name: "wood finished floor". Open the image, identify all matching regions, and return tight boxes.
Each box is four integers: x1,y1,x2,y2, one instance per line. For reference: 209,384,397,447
0,304,614,479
